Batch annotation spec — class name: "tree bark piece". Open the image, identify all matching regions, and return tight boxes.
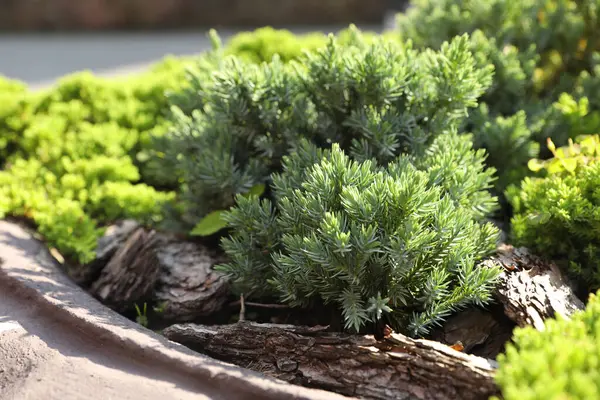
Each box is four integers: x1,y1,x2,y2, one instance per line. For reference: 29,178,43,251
481,244,585,330
163,321,499,400
69,219,140,286
87,225,229,320
153,235,229,321
431,244,584,359
90,227,160,312
94,220,141,266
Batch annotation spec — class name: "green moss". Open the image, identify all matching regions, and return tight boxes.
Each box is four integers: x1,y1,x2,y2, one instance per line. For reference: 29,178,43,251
507,135,600,290
0,56,191,263
223,25,385,65
224,27,328,63
494,291,600,400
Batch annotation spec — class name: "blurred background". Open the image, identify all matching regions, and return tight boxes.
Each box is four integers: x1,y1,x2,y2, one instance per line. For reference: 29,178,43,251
0,0,409,88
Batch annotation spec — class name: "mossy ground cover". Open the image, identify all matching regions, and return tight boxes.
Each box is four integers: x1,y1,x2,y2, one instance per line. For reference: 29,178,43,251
0,61,190,262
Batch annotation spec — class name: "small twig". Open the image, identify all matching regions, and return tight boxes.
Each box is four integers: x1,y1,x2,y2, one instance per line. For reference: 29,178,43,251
239,293,246,322
229,299,290,309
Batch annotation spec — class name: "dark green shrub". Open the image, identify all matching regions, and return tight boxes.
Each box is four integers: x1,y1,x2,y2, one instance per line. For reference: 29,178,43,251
494,290,600,400
218,133,500,337
469,106,539,193
507,134,600,289
162,31,493,233
394,0,600,193
397,0,599,95
156,28,502,335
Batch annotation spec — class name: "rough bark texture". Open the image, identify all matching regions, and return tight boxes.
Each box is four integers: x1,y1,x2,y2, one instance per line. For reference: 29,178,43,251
153,235,230,321
430,245,585,359
0,0,390,31
163,321,499,400
95,220,142,265
85,223,229,319
90,227,160,312
482,245,585,330
71,219,140,287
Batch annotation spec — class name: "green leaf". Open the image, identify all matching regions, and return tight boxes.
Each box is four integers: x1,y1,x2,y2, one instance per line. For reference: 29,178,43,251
527,158,545,172
190,210,228,236
546,160,564,175
243,183,266,198
561,158,577,174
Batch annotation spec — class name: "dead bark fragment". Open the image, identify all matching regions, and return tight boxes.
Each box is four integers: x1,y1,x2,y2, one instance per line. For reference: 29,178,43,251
431,245,584,358
90,227,160,312
86,225,229,320
163,321,499,400
95,220,142,263
481,245,585,330
70,219,140,286
153,236,229,321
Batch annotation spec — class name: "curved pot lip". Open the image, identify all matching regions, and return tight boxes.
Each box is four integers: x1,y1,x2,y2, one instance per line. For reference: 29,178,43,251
0,219,349,400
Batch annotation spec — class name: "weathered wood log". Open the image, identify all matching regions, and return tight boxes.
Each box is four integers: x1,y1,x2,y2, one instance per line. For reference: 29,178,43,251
163,321,499,400
482,244,585,330
90,227,160,312
87,223,229,319
153,236,230,321
431,245,586,358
